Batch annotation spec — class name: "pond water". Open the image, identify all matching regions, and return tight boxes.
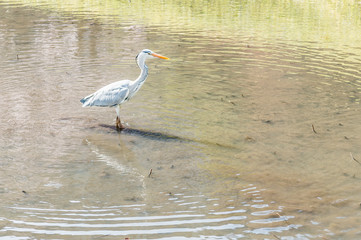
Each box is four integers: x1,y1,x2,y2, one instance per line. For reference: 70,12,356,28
0,0,361,239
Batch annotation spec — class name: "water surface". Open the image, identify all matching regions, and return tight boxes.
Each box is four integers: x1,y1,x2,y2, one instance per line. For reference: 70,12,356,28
0,0,361,239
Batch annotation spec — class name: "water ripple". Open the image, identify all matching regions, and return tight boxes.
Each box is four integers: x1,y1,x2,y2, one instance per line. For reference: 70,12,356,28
0,184,299,239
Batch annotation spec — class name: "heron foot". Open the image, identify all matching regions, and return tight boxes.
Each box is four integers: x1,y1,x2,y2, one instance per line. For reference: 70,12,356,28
116,116,125,131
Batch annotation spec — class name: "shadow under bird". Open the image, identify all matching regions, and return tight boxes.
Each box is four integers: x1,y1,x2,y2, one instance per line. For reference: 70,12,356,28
80,49,169,130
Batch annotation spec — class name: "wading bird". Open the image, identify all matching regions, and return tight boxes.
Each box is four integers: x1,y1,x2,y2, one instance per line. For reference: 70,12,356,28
80,49,169,130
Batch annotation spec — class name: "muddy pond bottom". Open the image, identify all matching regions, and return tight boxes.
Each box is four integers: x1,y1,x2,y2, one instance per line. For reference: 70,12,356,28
0,0,361,239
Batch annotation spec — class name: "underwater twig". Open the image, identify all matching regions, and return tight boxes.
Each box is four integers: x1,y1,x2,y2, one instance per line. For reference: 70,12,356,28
272,234,281,240
350,152,361,166
276,212,290,225
312,124,317,134
148,168,153,178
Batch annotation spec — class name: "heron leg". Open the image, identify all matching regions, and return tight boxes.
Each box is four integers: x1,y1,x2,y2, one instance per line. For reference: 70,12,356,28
115,105,124,130
116,116,124,130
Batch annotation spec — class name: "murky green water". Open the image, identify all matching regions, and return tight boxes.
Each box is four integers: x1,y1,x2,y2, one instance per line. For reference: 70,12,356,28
1,0,361,239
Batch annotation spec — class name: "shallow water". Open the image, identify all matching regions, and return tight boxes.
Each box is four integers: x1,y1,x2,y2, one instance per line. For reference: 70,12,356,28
0,0,361,239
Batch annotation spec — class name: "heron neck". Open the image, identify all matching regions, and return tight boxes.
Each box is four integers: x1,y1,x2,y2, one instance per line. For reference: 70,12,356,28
135,62,148,84
130,61,148,96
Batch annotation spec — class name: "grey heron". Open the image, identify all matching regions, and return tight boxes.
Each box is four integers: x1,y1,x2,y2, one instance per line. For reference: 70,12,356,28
80,49,169,130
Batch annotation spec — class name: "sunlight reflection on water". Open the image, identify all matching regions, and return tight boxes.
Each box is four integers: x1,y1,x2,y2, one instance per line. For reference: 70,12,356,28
1,183,294,239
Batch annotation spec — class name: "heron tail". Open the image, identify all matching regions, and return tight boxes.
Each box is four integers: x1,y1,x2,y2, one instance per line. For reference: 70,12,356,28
80,94,94,107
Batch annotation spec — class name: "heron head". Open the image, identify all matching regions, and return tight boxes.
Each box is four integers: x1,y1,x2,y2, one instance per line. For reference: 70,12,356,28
136,49,169,66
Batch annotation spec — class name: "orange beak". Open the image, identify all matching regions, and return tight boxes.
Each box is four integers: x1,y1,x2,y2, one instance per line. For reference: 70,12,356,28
152,53,169,60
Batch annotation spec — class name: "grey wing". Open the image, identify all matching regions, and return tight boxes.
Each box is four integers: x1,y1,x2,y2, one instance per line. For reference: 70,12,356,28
81,85,130,107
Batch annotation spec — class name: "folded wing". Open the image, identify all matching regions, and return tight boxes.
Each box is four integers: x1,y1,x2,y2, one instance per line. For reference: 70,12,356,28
81,80,131,107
